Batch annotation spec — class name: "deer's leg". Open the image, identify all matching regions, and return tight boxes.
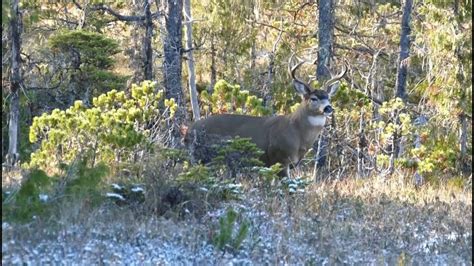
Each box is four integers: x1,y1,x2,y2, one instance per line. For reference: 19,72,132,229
278,165,290,178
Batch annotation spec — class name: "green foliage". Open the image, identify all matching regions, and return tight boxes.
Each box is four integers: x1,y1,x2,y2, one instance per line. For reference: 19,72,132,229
2,169,52,222
375,98,413,146
211,137,264,178
160,148,189,163
63,159,109,206
1,0,10,26
413,3,472,117
257,163,283,185
106,183,145,206
178,164,213,184
279,176,311,195
48,29,127,96
3,0,472,184
49,30,120,68
332,83,371,108
27,81,169,171
193,0,257,79
410,131,459,175
200,80,270,116
446,176,466,190
213,207,250,251
3,159,108,223
177,164,244,201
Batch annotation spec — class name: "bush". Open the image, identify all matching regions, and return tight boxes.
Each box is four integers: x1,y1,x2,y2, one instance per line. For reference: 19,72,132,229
2,159,109,223
49,30,127,95
27,81,175,173
200,79,270,116
213,207,250,251
210,137,264,179
2,169,52,222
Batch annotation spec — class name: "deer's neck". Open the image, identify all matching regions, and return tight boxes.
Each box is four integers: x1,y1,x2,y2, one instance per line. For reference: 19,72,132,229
288,105,327,151
307,115,326,127
290,105,327,129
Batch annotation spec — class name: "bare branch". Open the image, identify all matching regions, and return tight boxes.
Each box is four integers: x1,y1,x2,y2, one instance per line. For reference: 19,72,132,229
73,0,161,22
246,19,288,33
334,43,389,58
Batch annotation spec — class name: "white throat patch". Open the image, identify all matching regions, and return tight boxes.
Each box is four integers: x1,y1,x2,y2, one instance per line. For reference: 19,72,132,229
308,115,326,127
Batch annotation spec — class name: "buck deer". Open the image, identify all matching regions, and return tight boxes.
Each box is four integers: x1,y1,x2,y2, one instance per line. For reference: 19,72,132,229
185,54,347,177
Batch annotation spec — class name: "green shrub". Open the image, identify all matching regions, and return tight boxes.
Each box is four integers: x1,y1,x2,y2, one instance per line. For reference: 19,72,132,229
257,163,283,184
213,207,250,251
178,164,244,201
106,183,145,206
3,159,109,223
63,159,109,207
27,81,174,172
49,30,127,95
210,137,264,178
279,176,311,195
200,80,270,116
2,169,52,222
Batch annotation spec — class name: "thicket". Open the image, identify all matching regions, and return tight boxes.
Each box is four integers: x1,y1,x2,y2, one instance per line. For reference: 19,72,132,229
2,160,108,223
27,81,173,172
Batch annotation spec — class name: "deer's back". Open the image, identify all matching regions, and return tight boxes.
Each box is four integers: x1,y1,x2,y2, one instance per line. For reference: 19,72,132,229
188,114,273,148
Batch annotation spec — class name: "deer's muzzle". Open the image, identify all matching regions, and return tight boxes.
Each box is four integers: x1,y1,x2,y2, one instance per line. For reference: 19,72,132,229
323,105,333,114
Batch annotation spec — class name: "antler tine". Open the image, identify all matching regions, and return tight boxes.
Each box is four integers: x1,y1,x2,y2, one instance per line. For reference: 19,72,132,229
288,53,311,88
323,62,348,90
307,75,318,84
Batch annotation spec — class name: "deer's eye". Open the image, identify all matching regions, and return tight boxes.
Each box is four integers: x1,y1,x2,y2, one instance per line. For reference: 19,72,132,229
310,97,319,102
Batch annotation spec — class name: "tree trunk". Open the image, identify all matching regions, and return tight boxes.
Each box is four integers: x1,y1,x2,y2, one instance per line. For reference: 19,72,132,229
208,37,217,93
389,0,413,175
357,109,366,178
316,0,334,79
454,0,459,16
395,0,413,101
7,0,21,166
250,41,256,70
263,52,274,108
459,113,469,174
144,0,154,80
164,0,185,147
452,2,469,175
263,27,283,109
183,0,200,121
313,0,334,180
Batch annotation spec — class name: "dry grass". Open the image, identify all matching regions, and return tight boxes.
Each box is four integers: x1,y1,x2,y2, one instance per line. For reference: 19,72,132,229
237,173,472,264
2,169,472,264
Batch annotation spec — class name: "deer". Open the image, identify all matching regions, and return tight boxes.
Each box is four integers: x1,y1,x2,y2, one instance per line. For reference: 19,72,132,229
185,54,347,177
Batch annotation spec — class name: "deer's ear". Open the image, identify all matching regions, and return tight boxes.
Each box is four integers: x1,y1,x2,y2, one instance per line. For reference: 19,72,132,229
327,83,340,98
293,80,310,96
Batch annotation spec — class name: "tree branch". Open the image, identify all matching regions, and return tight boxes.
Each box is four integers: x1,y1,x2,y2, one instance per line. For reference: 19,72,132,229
72,0,161,22
334,43,389,58
246,19,289,33
343,75,384,105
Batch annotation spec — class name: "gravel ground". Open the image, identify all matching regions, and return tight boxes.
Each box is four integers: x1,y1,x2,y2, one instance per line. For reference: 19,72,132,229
3,208,471,264
2,184,472,265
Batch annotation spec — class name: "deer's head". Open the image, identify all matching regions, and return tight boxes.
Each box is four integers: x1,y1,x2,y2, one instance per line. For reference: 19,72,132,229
289,54,347,117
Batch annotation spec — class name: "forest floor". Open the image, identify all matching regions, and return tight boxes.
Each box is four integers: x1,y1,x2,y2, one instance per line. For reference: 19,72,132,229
2,174,472,265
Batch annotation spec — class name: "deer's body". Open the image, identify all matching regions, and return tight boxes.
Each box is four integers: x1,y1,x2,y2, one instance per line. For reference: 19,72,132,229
186,54,346,177
188,109,326,173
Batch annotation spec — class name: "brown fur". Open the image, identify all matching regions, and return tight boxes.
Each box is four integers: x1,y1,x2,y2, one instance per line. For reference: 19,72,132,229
186,92,329,177
185,59,346,177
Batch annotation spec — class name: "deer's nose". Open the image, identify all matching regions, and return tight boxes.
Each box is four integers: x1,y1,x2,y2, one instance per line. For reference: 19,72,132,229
323,105,333,114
